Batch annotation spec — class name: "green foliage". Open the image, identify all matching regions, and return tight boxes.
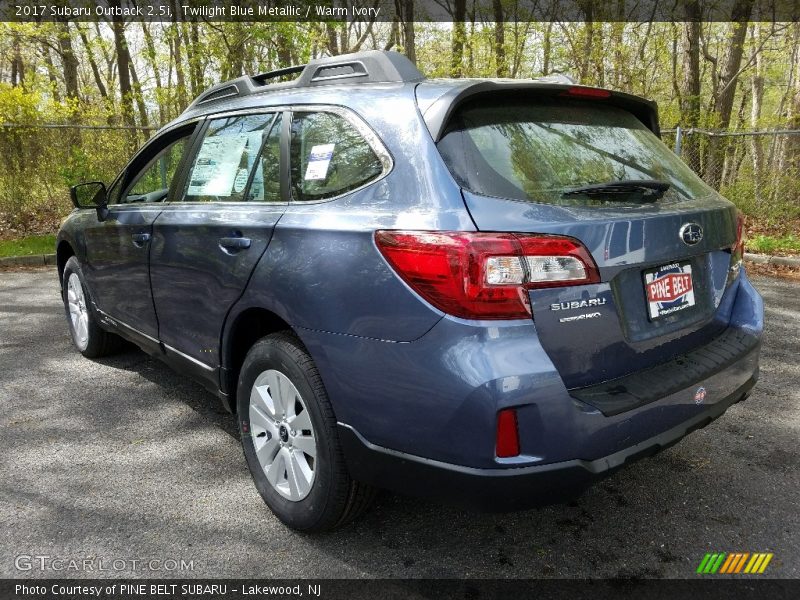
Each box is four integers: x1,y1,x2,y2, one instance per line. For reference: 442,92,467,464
0,20,797,250
0,234,56,257
747,234,800,255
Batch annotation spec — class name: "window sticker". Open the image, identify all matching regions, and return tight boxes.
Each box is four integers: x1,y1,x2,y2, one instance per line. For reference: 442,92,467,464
232,168,249,193
187,135,248,196
304,144,335,180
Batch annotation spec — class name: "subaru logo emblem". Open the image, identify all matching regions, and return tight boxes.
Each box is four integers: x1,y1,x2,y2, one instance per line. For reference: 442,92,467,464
680,223,703,245
694,386,707,404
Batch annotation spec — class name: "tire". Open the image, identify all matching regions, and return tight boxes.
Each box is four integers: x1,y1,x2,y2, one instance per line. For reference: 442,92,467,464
62,256,124,358
237,331,375,532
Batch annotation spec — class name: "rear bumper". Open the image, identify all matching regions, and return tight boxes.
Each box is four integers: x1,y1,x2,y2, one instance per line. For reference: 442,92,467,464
302,270,762,471
338,374,757,511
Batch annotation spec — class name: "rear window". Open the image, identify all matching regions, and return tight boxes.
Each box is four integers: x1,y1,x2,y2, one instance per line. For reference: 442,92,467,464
437,98,713,206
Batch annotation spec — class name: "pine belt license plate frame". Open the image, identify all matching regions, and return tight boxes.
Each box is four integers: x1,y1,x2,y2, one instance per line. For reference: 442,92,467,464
643,261,696,320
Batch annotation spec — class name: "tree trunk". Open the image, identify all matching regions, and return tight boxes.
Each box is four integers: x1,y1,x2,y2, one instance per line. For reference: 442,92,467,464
57,22,80,101
222,25,246,80
493,0,507,77
76,25,108,100
593,23,604,87
140,22,164,124
679,4,702,173
180,23,199,97
402,0,416,64
541,22,552,76
111,16,136,138
129,60,150,132
325,23,340,55
190,22,203,95
276,26,293,66
41,44,61,102
579,3,594,83
467,5,475,75
611,21,625,89
450,0,467,77
706,1,754,189
779,23,800,189
172,25,188,112
11,33,24,87
749,24,765,205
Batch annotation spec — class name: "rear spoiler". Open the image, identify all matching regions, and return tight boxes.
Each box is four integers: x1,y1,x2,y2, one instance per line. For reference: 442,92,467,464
419,81,660,142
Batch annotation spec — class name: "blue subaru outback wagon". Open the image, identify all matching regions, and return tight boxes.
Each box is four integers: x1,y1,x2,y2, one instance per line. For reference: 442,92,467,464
58,51,763,531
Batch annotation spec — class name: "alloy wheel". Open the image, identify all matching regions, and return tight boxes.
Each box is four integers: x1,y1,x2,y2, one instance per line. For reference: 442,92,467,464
248,369,317,501
66,273,89,351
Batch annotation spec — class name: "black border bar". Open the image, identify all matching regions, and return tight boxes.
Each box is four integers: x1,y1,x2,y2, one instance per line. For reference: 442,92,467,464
1,0,799,23
3,579,800,600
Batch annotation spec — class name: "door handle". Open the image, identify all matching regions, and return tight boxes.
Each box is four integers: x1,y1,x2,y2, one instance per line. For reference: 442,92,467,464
131,233,151,246
218,236,252,251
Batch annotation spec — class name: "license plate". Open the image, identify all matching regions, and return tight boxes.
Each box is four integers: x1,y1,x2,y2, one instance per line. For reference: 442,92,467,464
643,262,695,320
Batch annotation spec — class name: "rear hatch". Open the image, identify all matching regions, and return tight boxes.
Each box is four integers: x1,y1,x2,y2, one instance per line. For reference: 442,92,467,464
429,87,742,390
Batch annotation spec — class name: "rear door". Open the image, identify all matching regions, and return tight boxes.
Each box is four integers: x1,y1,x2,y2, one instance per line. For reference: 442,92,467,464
436,95,741,389
149,111,285,371
82,125,196,341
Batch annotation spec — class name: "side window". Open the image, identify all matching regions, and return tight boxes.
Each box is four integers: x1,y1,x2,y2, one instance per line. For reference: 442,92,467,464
183,113,275,202
289,111,384,201
106,178,123,206
121,137,189,204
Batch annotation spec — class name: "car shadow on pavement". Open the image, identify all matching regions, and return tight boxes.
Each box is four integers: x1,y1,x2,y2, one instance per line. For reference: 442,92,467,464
94,347,241,441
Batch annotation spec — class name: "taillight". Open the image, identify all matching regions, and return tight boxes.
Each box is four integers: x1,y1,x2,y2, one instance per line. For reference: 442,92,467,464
496,408,520,458
733,211,745,262
374,231,599,320
729,211,745,281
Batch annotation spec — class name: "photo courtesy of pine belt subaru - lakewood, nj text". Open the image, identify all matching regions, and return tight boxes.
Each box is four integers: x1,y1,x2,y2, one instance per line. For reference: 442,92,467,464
58,50,763,532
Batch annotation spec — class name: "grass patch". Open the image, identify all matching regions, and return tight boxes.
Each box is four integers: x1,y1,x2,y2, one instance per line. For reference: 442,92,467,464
747,234,800,255
0,234,56,258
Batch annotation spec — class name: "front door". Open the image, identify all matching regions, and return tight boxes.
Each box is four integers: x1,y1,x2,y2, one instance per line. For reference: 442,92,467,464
82,125,196,340
149,112,286,370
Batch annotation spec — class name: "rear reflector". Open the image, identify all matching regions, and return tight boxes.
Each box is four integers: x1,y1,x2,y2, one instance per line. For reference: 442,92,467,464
563,86,612,99
374,231,599,319
496,409,520,458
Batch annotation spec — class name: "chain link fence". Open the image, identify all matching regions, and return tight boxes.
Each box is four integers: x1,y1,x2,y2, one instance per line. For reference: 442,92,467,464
662,127,800,225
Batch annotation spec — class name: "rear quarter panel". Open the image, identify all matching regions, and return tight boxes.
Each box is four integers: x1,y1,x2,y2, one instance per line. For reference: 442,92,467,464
227,89,474,342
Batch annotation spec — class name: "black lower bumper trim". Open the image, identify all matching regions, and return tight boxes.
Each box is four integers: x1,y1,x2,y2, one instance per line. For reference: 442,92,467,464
570,328,760,416
338,376,756,512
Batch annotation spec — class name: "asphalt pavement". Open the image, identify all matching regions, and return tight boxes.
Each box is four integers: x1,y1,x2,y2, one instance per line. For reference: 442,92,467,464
0,268,797,579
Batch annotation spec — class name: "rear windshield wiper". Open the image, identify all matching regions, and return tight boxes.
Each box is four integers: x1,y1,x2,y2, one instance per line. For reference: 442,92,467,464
562,179,670,202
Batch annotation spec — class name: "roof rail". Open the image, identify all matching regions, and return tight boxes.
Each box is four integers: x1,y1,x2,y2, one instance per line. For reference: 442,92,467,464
184,50,424,113
252,64,306,85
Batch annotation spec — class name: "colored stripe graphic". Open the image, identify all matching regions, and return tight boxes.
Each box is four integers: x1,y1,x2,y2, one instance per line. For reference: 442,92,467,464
703,554,719,574
745,554,761,573
711,553,727,573
734,553,750,573
699,552,773,574
699,553,727,574
697,554,712,574
758,554,774,573
719,554,736,574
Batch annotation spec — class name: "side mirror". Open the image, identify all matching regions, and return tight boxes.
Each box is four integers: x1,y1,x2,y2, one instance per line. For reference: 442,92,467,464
70,181,109,221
